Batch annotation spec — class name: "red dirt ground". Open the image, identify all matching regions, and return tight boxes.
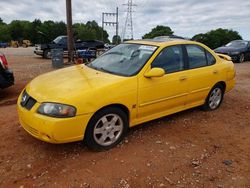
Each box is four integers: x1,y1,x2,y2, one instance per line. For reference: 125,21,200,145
0,48,250,188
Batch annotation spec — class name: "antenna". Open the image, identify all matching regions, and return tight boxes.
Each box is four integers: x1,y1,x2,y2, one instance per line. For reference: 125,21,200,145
122,0,137,41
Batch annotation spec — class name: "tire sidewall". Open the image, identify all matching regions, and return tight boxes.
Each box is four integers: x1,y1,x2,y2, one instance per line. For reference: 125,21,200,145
84,107,128,151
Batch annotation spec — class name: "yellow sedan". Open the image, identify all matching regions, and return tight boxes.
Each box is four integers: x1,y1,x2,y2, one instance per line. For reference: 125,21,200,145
17,38,235,151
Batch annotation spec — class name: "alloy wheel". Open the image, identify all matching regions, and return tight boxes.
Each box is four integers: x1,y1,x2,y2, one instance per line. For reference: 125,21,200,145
93,114,123,146
239,54,245,63
209,88,222,110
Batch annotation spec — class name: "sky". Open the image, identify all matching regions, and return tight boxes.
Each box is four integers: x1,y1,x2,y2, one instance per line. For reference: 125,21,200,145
0,0,250,40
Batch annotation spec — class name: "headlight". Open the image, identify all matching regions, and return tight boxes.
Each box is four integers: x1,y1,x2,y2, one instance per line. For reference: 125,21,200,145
37,103,76,118
230,52,240,55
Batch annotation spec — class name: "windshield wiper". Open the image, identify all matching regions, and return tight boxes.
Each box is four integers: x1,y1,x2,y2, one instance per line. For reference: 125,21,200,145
99,67,117,74
102,52,123,56
87,64,116,74
86,63,99,71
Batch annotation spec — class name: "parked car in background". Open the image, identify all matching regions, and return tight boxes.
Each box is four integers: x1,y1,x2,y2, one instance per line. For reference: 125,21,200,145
34,36,105,59
214,40,250,63
0,42,8,48
0,52,14,89
18,39,235,151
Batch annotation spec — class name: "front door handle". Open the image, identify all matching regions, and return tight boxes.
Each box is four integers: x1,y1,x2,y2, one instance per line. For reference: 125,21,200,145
179,76,188,81
213,70,219,74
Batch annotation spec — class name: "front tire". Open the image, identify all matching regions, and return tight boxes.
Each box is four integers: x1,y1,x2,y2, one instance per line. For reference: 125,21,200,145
202,84,224,111
43,49,51,59
84,107,128,151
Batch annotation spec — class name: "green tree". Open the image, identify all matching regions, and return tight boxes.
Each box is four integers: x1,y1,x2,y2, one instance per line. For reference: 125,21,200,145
0,18,5,25
73,21,109,43
112,35,121,44
8,20,33,41
29,19,43,44
0,24,11,42
37,20,67,43
192,28,242,49
0,18,110,44
142,25,174,39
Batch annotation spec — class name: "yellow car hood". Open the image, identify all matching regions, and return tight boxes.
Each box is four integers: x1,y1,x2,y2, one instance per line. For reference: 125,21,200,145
26,64,126,103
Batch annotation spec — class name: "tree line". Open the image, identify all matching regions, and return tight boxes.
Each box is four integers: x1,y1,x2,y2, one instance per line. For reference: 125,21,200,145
0,17,243,49
142,25,242,49
0,18,110,44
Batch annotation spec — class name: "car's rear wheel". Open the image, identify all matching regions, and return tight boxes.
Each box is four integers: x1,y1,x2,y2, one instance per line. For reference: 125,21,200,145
203,84,224,111
238,53,245,63
84,107,128,151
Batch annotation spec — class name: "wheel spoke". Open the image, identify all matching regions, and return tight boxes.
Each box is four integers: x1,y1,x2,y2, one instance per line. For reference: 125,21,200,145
94,127,104,134
113,125,123,132
100,116,108,125
100,134,107,143
110,116,119,125
210,101,215,108
108,132,116,142
215,89,221,96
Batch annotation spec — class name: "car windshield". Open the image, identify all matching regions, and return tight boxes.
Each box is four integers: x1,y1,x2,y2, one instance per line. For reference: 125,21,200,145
87,43,157,76
225,41,248,48
53,36,66,44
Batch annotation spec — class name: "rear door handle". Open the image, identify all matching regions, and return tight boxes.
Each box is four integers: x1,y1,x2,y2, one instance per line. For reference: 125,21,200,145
179,76,188,81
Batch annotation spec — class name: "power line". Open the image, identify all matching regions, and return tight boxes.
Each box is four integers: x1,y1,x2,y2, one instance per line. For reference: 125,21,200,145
102,7,119,44
122,0,137,41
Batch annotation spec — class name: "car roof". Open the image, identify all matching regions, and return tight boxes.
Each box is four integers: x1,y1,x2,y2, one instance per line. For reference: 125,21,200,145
231,40,249,43
125,38,198,47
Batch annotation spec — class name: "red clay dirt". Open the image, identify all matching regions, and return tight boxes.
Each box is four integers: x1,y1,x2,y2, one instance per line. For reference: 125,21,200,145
0,48,250,188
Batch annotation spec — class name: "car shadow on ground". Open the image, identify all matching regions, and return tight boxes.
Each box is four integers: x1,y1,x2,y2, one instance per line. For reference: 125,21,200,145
26,106,201,154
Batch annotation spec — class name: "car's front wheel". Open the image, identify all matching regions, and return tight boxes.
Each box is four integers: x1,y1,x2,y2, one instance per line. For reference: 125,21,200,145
203,84,224,111
84,107,128,151
43,49,51,59
238,53,245,63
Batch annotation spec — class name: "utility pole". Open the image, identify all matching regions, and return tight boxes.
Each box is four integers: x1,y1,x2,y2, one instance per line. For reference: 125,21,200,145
122,0,137,41
66,0,74,63
102,7,119,44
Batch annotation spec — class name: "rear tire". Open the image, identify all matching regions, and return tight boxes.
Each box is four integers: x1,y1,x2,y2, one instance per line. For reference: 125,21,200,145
202,84,224,111
84,107,128,151
237,53,245,63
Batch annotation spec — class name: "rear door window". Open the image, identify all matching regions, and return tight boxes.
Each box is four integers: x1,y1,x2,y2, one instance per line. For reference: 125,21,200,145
186,45,207,69
206,51,216,65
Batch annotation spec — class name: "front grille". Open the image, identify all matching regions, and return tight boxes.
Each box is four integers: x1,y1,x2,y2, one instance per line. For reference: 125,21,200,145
21,90,37,110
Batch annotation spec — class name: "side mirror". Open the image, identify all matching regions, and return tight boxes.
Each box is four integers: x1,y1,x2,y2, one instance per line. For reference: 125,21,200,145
144,68,165,78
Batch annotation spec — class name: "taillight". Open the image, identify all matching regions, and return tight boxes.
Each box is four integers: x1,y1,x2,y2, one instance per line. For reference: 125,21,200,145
0,55,8,69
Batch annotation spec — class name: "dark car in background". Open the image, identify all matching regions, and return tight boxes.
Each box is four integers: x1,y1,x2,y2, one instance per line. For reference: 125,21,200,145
214,40,250,63
0,53,14,89
0,42,8,48
34,36,105,59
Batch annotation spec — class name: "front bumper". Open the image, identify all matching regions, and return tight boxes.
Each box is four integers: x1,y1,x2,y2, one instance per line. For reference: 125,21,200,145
228,54,240,62
0,69,14,89
17,93,93,143
34,50,43,56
